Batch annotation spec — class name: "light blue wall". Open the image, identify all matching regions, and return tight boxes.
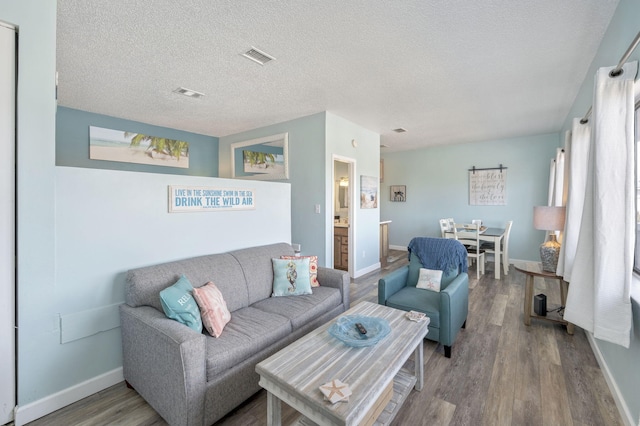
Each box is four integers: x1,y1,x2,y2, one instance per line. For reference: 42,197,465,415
560,0,640,422
219,112,328,263
56,106,219,177
2,0,58,408
325,112,381,276
381,133,560,261
220,112,382,276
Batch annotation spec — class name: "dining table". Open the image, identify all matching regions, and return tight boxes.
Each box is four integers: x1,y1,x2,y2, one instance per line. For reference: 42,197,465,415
445,226,506,279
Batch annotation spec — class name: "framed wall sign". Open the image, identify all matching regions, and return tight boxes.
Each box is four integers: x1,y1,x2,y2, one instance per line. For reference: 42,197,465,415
168,185,255,212
469,168,507,205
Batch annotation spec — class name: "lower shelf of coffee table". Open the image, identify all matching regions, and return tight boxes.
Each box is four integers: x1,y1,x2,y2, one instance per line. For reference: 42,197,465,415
294,368,417,426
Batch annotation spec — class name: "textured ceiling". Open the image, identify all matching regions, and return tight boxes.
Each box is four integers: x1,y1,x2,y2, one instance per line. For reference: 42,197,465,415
56,0,619,152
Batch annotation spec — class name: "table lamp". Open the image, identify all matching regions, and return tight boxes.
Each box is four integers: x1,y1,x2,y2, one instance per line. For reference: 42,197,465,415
533,206,566,272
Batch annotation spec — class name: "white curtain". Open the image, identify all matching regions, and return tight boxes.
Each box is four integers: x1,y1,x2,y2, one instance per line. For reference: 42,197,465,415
547,148,566,207
556,120,591,280
547,158,556,206
546,148,566,249
563,61,637,348
561,131,571,207
553,148,565,207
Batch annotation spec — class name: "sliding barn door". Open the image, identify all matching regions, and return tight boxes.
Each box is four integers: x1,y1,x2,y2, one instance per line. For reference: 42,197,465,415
0,21,16,424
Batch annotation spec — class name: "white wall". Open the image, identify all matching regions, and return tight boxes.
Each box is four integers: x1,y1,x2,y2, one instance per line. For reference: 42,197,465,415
0,22,16,424
2,0,57,418
15,167,291,424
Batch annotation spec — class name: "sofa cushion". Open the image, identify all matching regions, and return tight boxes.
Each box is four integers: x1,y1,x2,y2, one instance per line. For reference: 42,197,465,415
252,286,342,329
271,257,312,296
126,252,249,313
385,287,440,329
193,281,231,338
204,306,291,380
159,275,203,333
229,243,295,305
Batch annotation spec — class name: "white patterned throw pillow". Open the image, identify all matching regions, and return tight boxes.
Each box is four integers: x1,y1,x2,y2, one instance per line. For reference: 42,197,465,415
416,268,443,292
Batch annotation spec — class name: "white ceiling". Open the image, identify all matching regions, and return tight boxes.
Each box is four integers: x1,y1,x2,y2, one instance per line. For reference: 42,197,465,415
56,0,619,152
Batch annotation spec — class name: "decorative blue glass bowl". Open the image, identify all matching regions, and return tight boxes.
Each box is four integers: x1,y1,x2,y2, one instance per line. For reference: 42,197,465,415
328,315,391,347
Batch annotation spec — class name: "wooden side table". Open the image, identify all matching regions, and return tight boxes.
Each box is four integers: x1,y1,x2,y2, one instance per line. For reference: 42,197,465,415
514,263,574,335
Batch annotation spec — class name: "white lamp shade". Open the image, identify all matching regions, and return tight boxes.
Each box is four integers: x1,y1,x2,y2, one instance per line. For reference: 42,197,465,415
533,206,566,231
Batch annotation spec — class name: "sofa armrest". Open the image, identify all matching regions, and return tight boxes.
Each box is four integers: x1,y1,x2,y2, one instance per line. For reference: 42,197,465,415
378,266,410,305
120,304,206,426
317,266,350,309
439,272,469,346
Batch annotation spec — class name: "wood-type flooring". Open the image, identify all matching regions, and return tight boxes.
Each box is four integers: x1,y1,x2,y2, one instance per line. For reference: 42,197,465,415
22,251,623,426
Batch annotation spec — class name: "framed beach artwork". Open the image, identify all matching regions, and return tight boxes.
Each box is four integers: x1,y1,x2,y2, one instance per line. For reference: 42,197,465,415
89,126,190,168
231,133,289,180
360,175,378,209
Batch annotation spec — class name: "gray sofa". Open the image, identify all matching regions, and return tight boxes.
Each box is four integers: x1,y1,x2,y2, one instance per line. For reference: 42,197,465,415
120,242,350,426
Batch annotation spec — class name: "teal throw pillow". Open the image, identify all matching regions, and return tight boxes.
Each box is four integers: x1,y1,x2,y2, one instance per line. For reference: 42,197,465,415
159,275,203,333
271,257,312,297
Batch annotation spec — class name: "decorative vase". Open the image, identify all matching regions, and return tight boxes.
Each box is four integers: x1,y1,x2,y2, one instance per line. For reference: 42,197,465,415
540,233,560,273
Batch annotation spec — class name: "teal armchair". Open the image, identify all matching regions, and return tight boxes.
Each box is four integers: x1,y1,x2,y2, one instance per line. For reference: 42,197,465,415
378,237,469,358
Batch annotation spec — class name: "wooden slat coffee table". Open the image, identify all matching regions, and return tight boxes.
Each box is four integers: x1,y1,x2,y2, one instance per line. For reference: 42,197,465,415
256,301,430,426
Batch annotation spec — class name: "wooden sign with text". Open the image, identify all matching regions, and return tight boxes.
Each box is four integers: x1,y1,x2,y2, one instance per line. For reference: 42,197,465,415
168,185,256,212
469,170,507,205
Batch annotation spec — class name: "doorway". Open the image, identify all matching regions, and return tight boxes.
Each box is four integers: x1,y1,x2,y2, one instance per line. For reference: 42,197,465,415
333,156,354,276
0,21,16,424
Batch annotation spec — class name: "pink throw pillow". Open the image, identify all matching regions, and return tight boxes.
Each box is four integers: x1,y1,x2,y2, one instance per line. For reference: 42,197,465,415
192,282,231,338
280,255,320,287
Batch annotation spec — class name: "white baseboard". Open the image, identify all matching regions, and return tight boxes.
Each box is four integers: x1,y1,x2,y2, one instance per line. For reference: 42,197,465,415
354,262,381,278
13,367,124,426
389,245,407,251
585,332,636,426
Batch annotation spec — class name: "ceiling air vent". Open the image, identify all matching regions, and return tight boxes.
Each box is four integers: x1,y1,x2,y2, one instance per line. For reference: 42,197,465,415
173,87,205,99
242,47,275,65
392,128,407,133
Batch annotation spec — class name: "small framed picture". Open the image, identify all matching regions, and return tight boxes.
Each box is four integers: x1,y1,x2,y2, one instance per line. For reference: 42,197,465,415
390,185,406,202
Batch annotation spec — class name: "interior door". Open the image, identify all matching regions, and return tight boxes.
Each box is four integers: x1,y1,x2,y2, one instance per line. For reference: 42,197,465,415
332,157,354,277
0,22,17,424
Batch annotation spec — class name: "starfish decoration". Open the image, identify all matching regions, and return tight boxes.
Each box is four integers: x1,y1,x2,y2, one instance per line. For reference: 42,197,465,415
324,380,348,400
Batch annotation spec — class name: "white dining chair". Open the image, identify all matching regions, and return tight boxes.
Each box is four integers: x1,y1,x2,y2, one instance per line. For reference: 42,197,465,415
481,220,513,275
446,218,455,231
439,219,449,237
439,218,455,238
453,223,485,280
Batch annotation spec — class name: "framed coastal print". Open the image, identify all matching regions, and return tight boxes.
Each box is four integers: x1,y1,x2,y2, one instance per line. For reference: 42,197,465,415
360,175,378,209
89,126,189,168
230,133,289,180
390,185,406,202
